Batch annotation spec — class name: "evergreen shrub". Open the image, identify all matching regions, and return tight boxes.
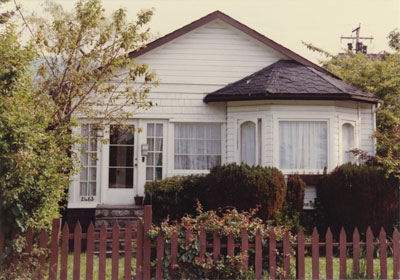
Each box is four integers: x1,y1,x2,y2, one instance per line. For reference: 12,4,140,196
317,163,399,236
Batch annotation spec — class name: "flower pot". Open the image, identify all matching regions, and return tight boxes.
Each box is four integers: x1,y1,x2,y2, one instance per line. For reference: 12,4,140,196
134,196,144,206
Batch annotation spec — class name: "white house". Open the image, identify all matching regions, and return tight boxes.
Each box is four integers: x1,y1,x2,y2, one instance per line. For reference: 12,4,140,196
67,11,379,216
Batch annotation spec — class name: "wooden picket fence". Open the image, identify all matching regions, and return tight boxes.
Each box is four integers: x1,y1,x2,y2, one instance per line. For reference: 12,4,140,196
1,205,400,279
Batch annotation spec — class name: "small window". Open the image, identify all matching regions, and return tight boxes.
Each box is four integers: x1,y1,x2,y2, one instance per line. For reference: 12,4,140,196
240,121,256,166
342,123,355,163
279,121,327,169
109,125,135,188
80,124,97,196
174,123,221,170
146,123,163,181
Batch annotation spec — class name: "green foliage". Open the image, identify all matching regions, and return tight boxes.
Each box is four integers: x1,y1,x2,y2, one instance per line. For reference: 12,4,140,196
144,175,205,224
0,26,73,241
202,163,286,221
145,164,287,224
305,31,400,178
148,204,295,279
274,174,306,233
316,163,399,236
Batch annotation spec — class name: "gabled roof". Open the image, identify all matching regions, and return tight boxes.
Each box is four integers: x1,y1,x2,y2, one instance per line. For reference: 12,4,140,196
129,10,331,75
204,60,379,104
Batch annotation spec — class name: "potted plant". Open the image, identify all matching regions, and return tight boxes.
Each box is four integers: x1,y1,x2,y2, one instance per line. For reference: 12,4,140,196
134,195,144,206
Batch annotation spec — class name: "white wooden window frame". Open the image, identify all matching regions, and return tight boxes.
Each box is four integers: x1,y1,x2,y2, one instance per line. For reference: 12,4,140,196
170,121,225,174
339,118,358,164
273,114,334,174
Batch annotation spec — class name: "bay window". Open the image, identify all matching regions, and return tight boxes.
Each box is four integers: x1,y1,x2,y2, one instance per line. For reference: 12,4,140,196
174,123,222,170
279,121,327,170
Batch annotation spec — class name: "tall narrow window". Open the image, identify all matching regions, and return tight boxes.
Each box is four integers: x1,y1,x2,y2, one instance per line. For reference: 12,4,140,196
80,124,97,196
109,125,134,188
240,121,256,166
174,124,221,170
279,121,327,169
342,123,355,163
146,123,163,182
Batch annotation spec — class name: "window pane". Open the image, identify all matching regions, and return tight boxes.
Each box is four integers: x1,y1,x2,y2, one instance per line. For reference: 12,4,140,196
89,153,97,166
156,124,163,137
109,168,134,188
80,182,87,196
147,124,154,137
110,125,134,145
89,167,96,181
279,121,327,169
155,153,162,166
174,124,222,170
89,182,96,196
342,123,355,163
81,153,88,165
109,146,134,167
146,167,153,181
155,167,162,180
80,167,87,181
241,121,256,166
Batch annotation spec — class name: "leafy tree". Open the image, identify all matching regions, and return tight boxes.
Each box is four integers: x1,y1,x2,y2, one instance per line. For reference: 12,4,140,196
0,0,157,242
304,30,400,177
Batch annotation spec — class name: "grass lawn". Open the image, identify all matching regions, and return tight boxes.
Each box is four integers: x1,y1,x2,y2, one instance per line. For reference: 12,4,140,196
65,253,135,280
63,254,392,279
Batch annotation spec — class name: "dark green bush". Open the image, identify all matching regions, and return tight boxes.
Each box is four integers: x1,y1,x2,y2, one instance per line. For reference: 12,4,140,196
144,175,204,224
202,163,286,221
317,163,399,236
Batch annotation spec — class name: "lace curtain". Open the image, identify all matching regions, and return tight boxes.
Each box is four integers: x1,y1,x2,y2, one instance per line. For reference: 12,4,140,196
241,121,256,166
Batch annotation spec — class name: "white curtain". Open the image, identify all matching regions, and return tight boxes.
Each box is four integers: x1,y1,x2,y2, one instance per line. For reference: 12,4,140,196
279,121,327,169
342,123,354,163
175,124,221,170
241,121,256,166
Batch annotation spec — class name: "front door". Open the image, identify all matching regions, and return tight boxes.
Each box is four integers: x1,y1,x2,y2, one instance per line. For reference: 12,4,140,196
104,124,138,205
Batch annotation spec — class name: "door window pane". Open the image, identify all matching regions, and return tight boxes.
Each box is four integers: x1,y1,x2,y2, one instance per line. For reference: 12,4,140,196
79,124,97,196
109,125,135,188
146,123,163,182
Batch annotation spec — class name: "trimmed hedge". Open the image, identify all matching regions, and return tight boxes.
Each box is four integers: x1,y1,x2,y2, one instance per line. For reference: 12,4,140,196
144,175,204,224
202,164,286,221
317,163,399,236
286,174,306,212
145,163,287,223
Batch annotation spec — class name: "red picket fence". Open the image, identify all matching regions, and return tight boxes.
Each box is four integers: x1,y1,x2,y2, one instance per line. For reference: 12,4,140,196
1,205,400,279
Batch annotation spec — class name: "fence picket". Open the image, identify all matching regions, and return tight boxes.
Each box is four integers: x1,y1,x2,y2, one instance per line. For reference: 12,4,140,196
213,232,220,261
255,230,262,280
136,219,144,280
99,223,107,280
73,222,82,280
241,230,249,270
0,229,4,259
227,233,234,257
283,231,290,277
124,221,132,280
269,229,276,279
86,222,95,280
155,232,165,280
185,229,192,246
366,227,374,278
37,229,48,280
326,228,333,280
297,230,305,280
170,231,178,279
25,226,33,263
112,221,120,280
353,228,360,279
393,229,400,279
143,206,152,280
200,228,206,262
60,223,69,280
312,227,319,280
380,228,387,279
339,228,347,279
49,218,61,280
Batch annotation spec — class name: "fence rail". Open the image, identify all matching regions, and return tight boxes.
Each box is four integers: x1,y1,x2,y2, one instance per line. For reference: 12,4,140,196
1,205,400,279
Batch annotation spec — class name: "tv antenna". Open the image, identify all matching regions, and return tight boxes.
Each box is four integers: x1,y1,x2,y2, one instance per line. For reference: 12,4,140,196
341,24,374,53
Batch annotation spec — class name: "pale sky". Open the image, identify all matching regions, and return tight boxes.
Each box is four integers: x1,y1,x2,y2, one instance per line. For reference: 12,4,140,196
5,0,400,64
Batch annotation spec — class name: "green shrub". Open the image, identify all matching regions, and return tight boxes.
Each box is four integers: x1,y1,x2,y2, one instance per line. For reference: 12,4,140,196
286,174,306,212
148,204,295,279
202,163,286,221
317,163,399,236
144,175,204,224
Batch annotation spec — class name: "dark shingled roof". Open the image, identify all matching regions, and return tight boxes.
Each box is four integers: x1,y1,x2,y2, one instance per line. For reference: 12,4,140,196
204,60,379,104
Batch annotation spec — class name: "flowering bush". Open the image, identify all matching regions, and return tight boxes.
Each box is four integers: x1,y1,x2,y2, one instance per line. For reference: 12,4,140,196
147,203,296,279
